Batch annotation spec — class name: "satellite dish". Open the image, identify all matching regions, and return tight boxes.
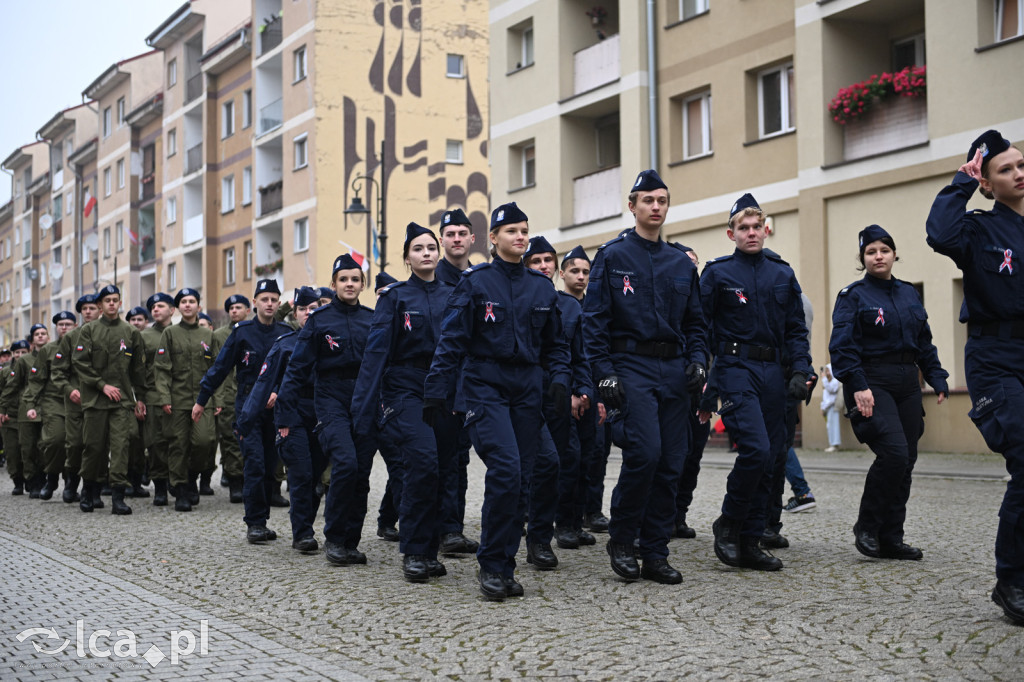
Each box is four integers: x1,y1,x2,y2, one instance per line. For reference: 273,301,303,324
50,263,64,280
84,233,99,252
39,214,53,230
28,268,39,281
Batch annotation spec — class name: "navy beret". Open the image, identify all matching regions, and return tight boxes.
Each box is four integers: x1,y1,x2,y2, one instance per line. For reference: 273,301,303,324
441,208,472,230
561,245,590,268
254,279,281,297
174,288,201,306
525,236,556,260
97,284,120,300
293,286,319,307
375,271,398,291
224,294,250,312
29,323,47,337
630,169,668,193
198,312,213,324
404,222,435,251
147,292,175,311
490,202,529,231
125,307,149,322
332,254,362,275
729,193,761,221
53,310,77,325
75,294,97,313
858,224,894,254
968,129,1011,165
10,340,29,352
317,286,334,300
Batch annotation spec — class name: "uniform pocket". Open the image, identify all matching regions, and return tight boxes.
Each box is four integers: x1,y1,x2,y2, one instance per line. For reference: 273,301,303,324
476,299,506,325
968,383,1008,453
92,349,109,370
983,245,1016,276
860,307,891,338
848,410,883,445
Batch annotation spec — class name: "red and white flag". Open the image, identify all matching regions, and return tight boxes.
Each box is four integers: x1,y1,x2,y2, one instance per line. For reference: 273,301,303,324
337,240,370,273
83,191,97,218
124,224,139,245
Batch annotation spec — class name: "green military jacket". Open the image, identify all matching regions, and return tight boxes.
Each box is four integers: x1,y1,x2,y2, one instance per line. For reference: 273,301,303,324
141,321,172,405
211,323,238,410
154,320,215,410
22,340,66,417
51,326,85,400
71,316,147,410
0,350,42,422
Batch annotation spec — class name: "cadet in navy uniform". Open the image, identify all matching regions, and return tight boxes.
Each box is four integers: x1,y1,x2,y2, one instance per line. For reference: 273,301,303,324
193,279,292,544
434,208,480,556
699,193,810,572
242,287,324,552
279,255,378,566
926,130,1024,624
353,223,456,582
425,202,571,600
582,169,707,585
829,225,948,561
371,269,402,543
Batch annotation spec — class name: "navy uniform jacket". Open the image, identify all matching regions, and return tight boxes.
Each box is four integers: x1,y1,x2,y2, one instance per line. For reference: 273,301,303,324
555,290,593,402
196,318,293,407
424,258,571,403
351,275,454,432
926,171,1024,324
583,229,707,381
436,258,471,287
699,248,810,375
829,275,949,395
237,331,313,435
275,296,374,427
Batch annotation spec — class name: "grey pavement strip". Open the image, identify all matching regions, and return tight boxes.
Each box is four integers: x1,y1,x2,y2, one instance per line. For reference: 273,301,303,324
0,529,366,682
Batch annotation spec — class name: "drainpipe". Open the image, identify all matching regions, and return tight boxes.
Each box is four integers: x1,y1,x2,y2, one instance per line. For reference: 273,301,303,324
646,0,658,170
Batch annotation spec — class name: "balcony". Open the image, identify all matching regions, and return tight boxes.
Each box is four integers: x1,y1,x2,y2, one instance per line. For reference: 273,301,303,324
573,165,621,225
573,34,619,96
259,179,283,217
21,286,31,307
141,173,156,202
843,96,927,162
185,143,203,175
259,98,283,136
260,22,282,55
51,169,64,191
184,214,204,245
185,73,203,104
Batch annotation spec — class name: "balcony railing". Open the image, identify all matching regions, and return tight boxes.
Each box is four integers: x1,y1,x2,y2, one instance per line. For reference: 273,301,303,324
573,165,621,225
259,98,283,136
185,73,203,104
185,144,203,175
260,23,282,55
259,180,283,216
573,33,620,96
843,96,928,162
184,214,204,245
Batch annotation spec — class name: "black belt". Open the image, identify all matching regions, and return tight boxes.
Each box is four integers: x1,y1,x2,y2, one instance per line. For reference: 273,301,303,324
716,342,779,363
323,366,360,380
864,351,918,364
393,357,432,371
969,320,1024,340
610,339,682,358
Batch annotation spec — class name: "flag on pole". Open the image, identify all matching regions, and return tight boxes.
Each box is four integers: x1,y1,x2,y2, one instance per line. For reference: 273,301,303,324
337,240,370,273
124,224,139,245
83,191,97,218
371,229,380,263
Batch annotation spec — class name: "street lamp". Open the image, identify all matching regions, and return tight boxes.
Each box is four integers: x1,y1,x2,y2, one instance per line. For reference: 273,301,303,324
343,141,388,273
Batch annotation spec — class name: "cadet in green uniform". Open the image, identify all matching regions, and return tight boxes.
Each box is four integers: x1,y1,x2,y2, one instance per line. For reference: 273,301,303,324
124,306,152,498
24,312,78,500
214,294,249,503
141,293,175,505
1,324,50,497
2,341,30,495
154,288,217,512
72,285,147,515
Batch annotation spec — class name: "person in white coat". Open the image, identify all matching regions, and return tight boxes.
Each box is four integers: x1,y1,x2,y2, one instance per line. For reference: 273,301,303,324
821,363,841,452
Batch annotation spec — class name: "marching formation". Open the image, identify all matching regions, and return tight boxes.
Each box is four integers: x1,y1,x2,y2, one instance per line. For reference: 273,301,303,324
2,130,1022,625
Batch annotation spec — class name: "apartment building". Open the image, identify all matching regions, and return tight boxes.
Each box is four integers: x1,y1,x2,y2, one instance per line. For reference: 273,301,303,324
0,200,12,345
489,0,1024,452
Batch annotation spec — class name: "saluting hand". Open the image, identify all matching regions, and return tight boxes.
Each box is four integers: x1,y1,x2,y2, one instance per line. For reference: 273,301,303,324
960,149,983,181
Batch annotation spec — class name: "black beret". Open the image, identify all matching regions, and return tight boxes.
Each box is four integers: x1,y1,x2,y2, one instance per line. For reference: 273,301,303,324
10,340,29,352
441,208,472,230
224,294,250,312
75,294,97,312
198,312,213,324
97,284,120,300
53,310,77,325
174,288,201,306
125,307,149,322
968,129,1011,165
147,292,175,311
317,286,334,300
293,286,319,307
332,254,362,275
29,323,47,337
525,236,556,260
561,245,590,268
404,222,435,251
254,279,281,297
729,193,761,220
858,224,894,254
490,202,529,231
375,271,398,291
630,169,668,193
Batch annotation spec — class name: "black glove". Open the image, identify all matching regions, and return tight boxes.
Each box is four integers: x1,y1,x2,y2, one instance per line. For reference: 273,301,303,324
422,397,447,428
804,372,819,406
685,363,707,394
546,382,569,418
597,375,626,410
787,371,809,401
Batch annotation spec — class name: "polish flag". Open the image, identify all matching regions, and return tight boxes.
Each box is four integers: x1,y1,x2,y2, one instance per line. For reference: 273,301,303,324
124,224,139,245
83,191,97,218
337,240,370,272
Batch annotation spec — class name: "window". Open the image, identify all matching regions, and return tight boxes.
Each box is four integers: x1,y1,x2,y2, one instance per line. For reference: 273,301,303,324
222,100,235,139
997,0,1024,41
117,158,125,189
683,90,713,159
294,45,307,81
53,194,63,219
167,129,177,157
758,63,795,138
294,135,308,169
65,138,73,159
167,58,177,87
65,190,73,215
244,240,253,280
103,107,112,137
243,166,252,205
446,54,465,78
595,114,620,168
511,142,536,188
242,89,252,129
40,264,47,289
294,217,309,252
167,196,177,224
104,168,112,196
446,139,463,164
222,175,235,213
224,247,236,285
116,220,124,252
679,0,709,21
892,34,926,71
103,227,111,258
117,97,126,127
168,262,177,290
508,20,534,70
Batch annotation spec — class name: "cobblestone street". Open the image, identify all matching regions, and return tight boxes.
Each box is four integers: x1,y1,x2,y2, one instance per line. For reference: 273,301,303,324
2,448,1022,680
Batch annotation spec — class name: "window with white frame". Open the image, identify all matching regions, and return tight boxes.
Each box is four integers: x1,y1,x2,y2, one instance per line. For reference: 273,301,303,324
65,138,73,159
104,168,112,196
117,158,125,189
65,190,73,215
446,139,463,164
679,0,709,21
245,240,253,280
167,196,177,224
892,34,926,71
167,128,177,157
243,89,252,129
168,59,177,87
222,100,235,139
996,0,1023,40
117,97,125,127
243,166,252,205
222,175,235,213
294,45,307,81
521,144,536,187
103,107,112,137
294,135,308,169
683,90,713,159
224,247,236,285
446,54,465,78
508,20,535,71
116,220,124,252
103,227,111,258
758,63,795,138
53,194,63,219
40,263,47,288
168,262,177,290
294,217,309,252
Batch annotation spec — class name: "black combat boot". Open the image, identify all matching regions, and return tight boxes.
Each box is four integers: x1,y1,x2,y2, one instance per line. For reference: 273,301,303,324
79,482,95,512
187,471,200,505
199,470,215,496
39,473,60,501
712,514,742,567
111,486,133,515
129,472,149,498
153,479,169,506
62,475,80,503
91,482,105,509
11,476,24,496
173,484,192,512
228,477,243,503
269,481,290,508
